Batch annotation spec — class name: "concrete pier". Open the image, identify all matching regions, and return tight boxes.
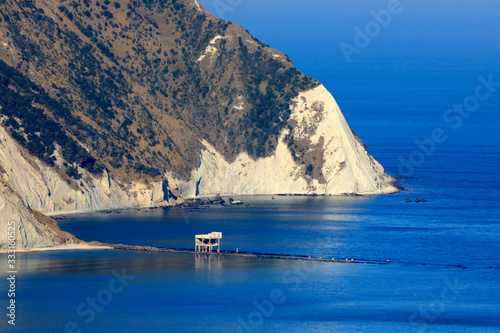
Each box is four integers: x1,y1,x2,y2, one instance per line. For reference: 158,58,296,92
91,242,388,265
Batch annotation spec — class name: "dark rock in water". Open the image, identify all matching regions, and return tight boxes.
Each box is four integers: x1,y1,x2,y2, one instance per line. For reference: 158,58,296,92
415,199,421,203
405,199,412,202
421,199,428,202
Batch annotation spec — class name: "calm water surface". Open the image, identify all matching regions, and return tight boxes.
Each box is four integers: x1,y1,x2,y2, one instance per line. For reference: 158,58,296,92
1,188,498,332
2,1,500,331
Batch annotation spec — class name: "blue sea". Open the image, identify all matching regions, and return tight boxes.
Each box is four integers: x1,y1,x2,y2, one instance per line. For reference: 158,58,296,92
2,1,500,332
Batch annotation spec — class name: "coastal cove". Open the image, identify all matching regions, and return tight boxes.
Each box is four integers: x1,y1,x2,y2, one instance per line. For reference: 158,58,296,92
1,0,500,331
3,188,500,332
4,44,500,333
6,55,499,330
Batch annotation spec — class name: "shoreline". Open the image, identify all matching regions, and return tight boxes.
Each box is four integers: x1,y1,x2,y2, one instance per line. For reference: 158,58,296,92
0,243,113,254
46,188,403,219
46,208,133,217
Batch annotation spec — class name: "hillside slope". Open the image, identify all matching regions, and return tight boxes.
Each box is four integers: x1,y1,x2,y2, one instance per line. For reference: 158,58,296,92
183,85,397,196
0,180,76,249
0,0,397,248
0,0,317,180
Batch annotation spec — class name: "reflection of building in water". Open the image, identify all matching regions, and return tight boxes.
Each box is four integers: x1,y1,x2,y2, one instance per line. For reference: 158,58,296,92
195,253,222,270
195,232,222,252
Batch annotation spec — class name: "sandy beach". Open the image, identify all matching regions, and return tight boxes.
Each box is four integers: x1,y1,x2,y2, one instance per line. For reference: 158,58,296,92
0,243,113,254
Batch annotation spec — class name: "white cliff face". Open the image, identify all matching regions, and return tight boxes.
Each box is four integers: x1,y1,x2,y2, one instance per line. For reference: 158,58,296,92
0,84,396,249
181,85,398,196
0,181,61,249
180,139,316,197
291,84,397,195
0,125,177,217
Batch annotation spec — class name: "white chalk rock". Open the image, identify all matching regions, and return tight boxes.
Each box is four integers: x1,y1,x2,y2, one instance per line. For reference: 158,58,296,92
181,85,398,196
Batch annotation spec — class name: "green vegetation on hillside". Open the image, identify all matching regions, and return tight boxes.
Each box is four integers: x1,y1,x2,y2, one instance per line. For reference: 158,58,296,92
0,60,102,175
0,0,318,180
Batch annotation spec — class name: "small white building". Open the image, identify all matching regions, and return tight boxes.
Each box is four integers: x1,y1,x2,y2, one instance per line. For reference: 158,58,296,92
195,232,222,253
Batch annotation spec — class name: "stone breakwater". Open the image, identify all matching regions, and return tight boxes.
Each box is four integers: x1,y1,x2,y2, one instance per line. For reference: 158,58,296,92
92,242,389,265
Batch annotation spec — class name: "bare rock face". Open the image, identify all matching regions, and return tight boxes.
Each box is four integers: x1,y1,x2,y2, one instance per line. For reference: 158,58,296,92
0,0,398,249
0,181,63,249
0,125,179,216
0,124,180,249
180,85,398,196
